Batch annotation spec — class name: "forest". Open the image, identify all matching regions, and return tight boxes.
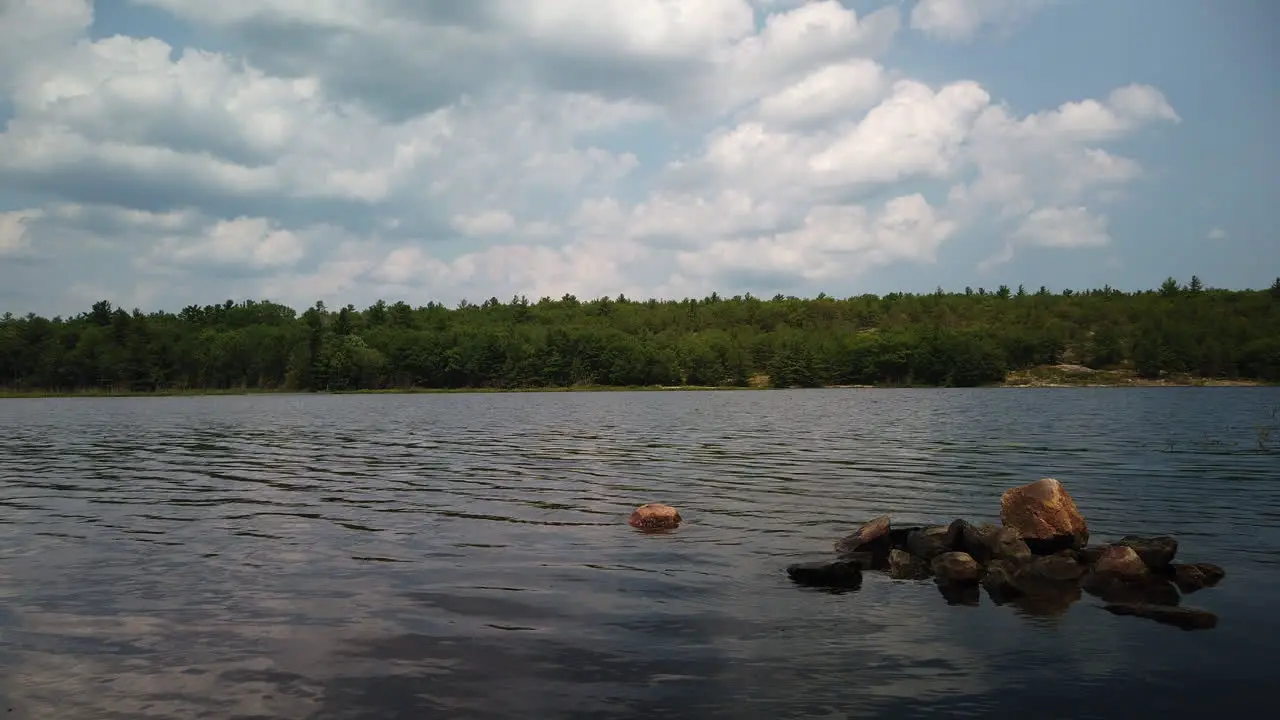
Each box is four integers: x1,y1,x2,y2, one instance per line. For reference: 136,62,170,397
1,277,1278,394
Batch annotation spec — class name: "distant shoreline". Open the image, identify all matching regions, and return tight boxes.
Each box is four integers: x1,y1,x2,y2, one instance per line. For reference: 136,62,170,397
1,371,1271,400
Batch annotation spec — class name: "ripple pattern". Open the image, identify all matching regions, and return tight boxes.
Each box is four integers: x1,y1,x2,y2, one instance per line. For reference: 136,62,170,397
1,388,1278,718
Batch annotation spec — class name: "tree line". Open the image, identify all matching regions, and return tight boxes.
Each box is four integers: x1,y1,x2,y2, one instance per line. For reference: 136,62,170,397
2,277,1279,393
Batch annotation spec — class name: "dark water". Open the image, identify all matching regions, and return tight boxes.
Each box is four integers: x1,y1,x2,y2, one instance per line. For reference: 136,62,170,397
1,388,1278,719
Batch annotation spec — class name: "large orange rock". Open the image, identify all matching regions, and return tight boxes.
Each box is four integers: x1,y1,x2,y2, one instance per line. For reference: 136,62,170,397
999,478,1089,553
628,503,682,531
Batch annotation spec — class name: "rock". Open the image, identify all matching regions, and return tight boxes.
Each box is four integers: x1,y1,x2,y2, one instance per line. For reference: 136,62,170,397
1077,545,1107,565
945,519,969,550
627,503,681,531
999,478,1089,554
1093,545,1149,579
931,552,981,585
906,526,954,561
981,560,1024,604
1117,535,1178,569
1103,603,1218,631
1172,563,1225,593
835,516,890,554
961,522,1032,565
886,526,921,551
888,548,931,580
1018,554,1087,584
1083,574,1181,606
983,558,1083,615
786,560,864,590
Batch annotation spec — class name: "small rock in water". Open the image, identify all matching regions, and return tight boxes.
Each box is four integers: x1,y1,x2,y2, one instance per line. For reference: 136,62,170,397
888,549,931,580
931,551,981,585
961,522,1032,565
1117,535,1178,569
786,560,864,590
1103,603,1218,631
1019,553,1087,584
999,478,1089,554
906,526,954,561
1093,545,1150,579
1172,563,1226,593
627,503,681,531
835,515,891,554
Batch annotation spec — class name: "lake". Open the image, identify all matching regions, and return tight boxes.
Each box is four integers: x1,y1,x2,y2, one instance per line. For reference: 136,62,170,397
1,388,1278,719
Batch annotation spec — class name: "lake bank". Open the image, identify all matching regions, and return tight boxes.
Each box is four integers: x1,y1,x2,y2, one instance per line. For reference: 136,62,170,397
1,369,1271,399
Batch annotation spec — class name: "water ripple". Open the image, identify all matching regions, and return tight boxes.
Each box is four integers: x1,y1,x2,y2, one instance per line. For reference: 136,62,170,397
0,388,1277,718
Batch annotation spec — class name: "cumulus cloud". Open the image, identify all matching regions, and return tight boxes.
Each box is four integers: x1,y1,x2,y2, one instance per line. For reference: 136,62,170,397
0,0,1182,315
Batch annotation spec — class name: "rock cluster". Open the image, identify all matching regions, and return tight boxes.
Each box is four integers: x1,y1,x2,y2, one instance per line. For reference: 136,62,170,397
785,478,1226,631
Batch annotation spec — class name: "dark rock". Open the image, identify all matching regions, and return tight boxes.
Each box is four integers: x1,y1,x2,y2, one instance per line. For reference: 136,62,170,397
937,581,981,606
945,519,969,551
1077,545,1107,565
1117,535,1178,569
962,522,1033,565
1094,545,1149,580
1018,553,1086,584
835,515,891,554
999,478,1089,554
1172,563,1225,593
886,526,921,551
1103,603,1218,631
906,526,953,561
1083,573,1181,606
888,548,931,580
981,560,1024,604
931,551,981,585
786,560,864,590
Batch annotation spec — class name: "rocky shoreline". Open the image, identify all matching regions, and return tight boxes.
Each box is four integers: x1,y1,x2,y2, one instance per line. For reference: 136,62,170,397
786,478,1226,631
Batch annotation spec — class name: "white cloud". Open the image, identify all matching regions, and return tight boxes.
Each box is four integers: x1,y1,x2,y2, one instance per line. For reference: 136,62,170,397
1207,227,1227,241
0,0,1184,315
910,0,1055,41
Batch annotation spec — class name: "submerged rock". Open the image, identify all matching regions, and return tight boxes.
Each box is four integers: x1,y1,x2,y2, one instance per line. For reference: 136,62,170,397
786,560,864,590
1117,535,1178,569
999,478,1089,554
931,551,981,585
1172,563,1226,593
835,516,891,555
889,548,931,580
627,503,682,531
1104,603,1218,631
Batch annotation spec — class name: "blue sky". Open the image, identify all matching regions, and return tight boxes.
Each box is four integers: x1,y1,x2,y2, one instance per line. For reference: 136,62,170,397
0,0,1276,316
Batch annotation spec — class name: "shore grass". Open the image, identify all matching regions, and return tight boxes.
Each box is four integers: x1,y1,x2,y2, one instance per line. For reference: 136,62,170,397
1,367,1270,399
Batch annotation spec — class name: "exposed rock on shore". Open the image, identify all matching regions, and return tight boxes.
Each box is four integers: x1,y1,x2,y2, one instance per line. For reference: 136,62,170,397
784,478,1226,631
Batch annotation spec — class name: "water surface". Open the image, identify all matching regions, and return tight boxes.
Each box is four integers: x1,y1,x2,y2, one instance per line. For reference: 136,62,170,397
1,388,1278,718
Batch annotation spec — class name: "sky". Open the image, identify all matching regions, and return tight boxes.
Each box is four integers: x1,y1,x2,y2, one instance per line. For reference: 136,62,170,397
0,0,1276,317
